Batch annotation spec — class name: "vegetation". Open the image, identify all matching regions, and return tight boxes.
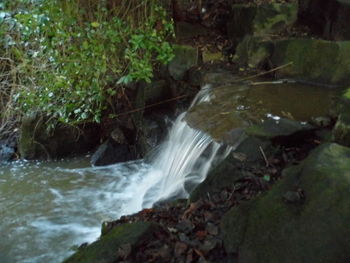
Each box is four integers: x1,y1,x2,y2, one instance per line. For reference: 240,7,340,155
0,0,174,137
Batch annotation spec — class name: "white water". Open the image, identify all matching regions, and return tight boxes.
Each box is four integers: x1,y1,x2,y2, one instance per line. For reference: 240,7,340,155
0,86,232,262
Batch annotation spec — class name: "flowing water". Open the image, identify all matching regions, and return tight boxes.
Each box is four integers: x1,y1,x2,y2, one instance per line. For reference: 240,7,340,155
0,82,339,262
0,87,229,263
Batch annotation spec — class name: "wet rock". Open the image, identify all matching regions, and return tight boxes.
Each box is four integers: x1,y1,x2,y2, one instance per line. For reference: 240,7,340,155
91,128,134,166
311,116,332,127
168,45,199,81
245,118,315,140
0,141,15,162
19,113,100,160
236,38,350,86
62,222,159,263
332,113,350,147
190,136,273,202
221,143,350,263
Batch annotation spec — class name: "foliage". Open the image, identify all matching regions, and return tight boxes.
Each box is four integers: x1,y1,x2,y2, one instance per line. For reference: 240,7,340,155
0,0,174,133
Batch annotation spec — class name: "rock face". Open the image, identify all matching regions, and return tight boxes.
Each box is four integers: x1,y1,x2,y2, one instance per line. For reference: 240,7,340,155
236,37,350,85
190,136,272,202
245,118,315,140
63,222,158,263
18,113,100,160
0,141,15,163
227,3,298,47
168,45,199,81
332,114,350,147
298,0,350,40
221,143,350,263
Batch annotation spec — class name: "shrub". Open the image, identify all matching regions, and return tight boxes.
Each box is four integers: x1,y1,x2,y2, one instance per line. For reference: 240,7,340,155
0,0,174,135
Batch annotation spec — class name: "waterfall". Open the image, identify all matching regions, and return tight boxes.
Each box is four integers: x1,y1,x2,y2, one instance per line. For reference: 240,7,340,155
122,86,231,214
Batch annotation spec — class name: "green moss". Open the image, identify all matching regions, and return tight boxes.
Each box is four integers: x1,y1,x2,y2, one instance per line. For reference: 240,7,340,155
270,39,350,85
63,222,157,263
221,143,350,263
344,88,350,99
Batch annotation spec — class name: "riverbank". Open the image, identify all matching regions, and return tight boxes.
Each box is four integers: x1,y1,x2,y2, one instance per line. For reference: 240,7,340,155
62,0,350,262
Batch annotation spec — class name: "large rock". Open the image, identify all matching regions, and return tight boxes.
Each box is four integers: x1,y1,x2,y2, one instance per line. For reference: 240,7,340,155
190,135,272,202
168,45,199,81
62,222,159,263
332,113,350,147
221,143,350,263
0,141,15,163
91,127,134,166
227,3,298,46
245,118,315,140
236,37,350,85
19,113,100,160
298,0,350,40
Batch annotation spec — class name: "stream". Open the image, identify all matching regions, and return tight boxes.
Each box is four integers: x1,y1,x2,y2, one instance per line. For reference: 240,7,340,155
0,82,341,263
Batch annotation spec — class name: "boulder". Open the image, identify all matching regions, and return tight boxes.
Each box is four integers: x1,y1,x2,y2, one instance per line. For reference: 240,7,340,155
62,222,159,263
227,3,298,46
190,135,272,202
298,0,350,40
168,45,199,81
91,128,134,166
18,113,100,160
236,38,350,86
0,141,15,162
245,118,315,140
332,114,350,147
221,143,350,263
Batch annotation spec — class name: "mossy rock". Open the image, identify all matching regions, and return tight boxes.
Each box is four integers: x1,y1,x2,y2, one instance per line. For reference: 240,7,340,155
236,38,350,85
227,3,297,45
332,113,350,146
271,39,350,85
19,113,100,160
62,222,158,263
221,143,350,263
245,118,315,140
190,136,272,202
168,44,199,81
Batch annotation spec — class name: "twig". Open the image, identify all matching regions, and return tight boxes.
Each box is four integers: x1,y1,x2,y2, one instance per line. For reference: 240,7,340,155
259,146,269,167
116,94,190,117
238,62,293,82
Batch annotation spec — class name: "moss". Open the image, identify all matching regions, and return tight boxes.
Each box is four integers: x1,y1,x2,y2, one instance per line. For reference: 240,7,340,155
63,222,158,263
271,39,350,85
168,44,198,80
332,114,350,147
344,88,350,100
220,143,350,263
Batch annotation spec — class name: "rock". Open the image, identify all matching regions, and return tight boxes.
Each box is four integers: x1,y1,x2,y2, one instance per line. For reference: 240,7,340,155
175,22,211,40
0,141,15,162
234,36,274,68
245,118,315,140
62,221,159,263
227,3,298,46
236,38,350,86
91,128,134,166
202,51,224,63
168,45,199,81
298,0,350,40
137,116,168,158
18,113,100,160
221,143,350,263
190,136,272,202
332,114,350,147
271,39,350,85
